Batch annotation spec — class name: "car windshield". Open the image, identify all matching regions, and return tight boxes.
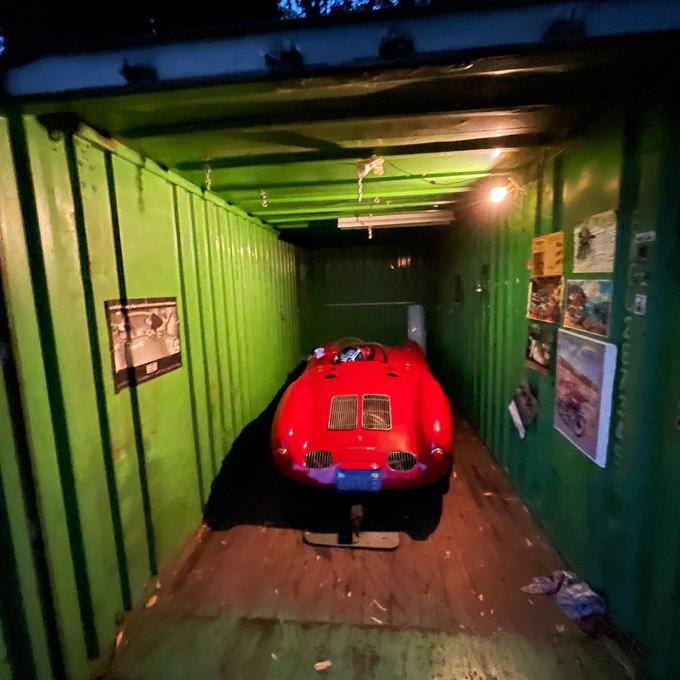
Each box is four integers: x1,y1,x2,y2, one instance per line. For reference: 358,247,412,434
335,343,387,363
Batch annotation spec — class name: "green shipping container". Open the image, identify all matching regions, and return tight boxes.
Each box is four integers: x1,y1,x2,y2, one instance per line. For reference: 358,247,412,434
1,29,680,680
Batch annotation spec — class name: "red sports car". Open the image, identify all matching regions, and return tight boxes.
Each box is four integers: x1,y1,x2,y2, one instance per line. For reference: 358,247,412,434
271,338,453,493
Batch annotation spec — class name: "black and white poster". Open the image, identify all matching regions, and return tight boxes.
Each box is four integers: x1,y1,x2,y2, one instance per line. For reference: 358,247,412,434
105,297,181,392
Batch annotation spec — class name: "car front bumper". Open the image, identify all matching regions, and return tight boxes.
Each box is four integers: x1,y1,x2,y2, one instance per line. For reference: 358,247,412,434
273,455,452,491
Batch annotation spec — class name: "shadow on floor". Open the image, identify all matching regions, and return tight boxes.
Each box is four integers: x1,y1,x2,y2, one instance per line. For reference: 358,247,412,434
203,364,444,540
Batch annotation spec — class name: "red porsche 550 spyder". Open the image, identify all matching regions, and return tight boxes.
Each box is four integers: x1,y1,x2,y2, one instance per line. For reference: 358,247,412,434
271,338,453,493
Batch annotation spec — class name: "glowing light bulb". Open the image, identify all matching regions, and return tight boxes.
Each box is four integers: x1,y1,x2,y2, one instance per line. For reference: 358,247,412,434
489,186,508,204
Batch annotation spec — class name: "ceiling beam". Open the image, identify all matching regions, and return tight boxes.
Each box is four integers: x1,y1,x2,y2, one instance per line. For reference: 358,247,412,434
234,186,468,207
262,205,460,224
120,106,549,139
178,133,550,171
253,198,457,218
265,213,424,224
211,168,506,194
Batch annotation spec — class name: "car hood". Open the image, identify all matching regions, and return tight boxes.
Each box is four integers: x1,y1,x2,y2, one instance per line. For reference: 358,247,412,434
298,361,424,463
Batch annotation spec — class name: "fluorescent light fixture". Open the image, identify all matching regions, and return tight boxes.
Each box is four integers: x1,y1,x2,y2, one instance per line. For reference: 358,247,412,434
338,210,454,230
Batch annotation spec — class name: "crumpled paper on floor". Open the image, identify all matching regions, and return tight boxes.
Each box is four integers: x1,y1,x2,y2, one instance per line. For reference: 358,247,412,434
521,570,606,619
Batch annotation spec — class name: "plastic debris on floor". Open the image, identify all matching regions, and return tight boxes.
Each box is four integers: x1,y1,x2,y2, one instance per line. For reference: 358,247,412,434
521,570,606,619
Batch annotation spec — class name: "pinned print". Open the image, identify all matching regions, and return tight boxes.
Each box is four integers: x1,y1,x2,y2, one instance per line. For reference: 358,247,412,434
573,211,617,273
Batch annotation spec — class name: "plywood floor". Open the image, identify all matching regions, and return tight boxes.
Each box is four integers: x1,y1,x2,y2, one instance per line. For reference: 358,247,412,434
105,417,635,680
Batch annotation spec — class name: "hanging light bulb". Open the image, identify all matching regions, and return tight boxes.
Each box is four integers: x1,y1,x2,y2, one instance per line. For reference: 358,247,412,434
489,185,508,204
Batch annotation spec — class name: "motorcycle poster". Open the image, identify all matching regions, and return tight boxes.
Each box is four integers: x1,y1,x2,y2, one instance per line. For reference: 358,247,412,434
554,330,617,467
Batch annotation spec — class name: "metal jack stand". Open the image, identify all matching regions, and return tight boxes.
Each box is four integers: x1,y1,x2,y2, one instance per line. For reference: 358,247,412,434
303,503,400,550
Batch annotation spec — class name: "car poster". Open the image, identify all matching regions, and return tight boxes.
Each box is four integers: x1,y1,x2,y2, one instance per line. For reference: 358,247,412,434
531,231,564,277
554,330,617,467
527,276,563,323
105,297,181,392
573,210,617,273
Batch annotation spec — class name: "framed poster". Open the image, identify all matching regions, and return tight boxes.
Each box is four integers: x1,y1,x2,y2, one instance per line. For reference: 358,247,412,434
564,279,613,337
531,232,564,277
525,322,555,374
105,297,181,392
554,330,617,467
573,210,617,273
527,276,563,323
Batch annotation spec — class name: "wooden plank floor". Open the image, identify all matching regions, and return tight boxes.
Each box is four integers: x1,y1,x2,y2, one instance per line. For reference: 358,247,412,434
105,416,634,680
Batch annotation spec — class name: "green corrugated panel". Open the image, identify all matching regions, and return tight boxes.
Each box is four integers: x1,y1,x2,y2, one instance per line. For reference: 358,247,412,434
230,216,250,430
0,638,8,680
219,210,237,451
304,243,432,347
206,202,231,456
172,185,213,506
0,333,52,680
24,116,124,656
236,217,251,419
430,111,680,680
0,624,10,680
248,226,262,414
0,121,54,680
192,196,220,477
73,135,150,602
110,155,202,569
223,212,244,434
635,107,680,680
2,114,303,679
0,114,89,678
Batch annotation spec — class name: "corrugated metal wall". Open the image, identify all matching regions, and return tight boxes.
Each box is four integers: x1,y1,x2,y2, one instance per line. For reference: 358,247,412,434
3,103,680,680
430,108,680,680
303,240,434,349
0,114,302,679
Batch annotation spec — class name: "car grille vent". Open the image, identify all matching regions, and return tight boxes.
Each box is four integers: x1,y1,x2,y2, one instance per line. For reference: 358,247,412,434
387,451,417,471
328,394,358,430
362,394,392,430
305,450,333,469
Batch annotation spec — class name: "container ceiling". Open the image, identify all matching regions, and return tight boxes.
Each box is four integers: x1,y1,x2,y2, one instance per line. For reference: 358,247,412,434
13,32,679,235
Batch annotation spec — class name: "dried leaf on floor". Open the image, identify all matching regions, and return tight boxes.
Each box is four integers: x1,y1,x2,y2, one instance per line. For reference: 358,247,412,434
371,598,387,612
114,630,125,653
